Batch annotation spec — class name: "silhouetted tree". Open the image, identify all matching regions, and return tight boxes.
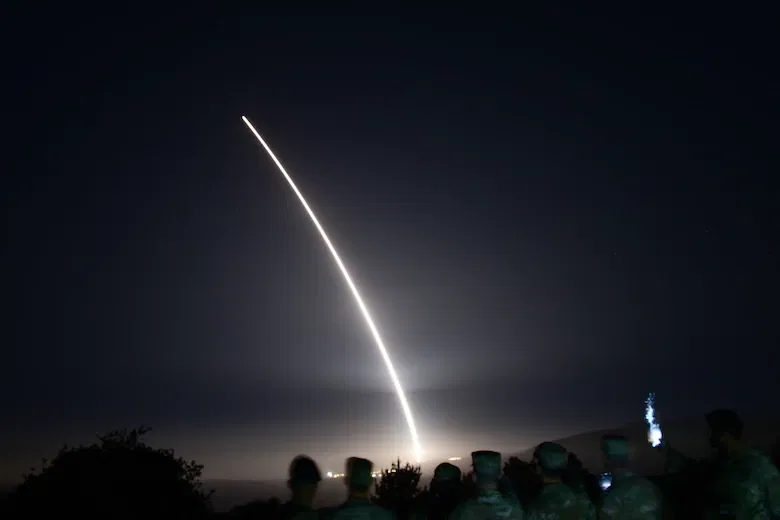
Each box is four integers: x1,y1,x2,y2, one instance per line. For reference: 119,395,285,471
6,426,212,517
502,456,539,506
374,458,422,519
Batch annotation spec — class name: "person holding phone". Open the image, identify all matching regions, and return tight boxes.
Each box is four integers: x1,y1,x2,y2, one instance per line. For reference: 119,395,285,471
525,442,582,520
598,435,662,520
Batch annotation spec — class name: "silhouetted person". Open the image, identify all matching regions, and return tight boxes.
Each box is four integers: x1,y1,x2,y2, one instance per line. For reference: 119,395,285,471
413,462,463,520
526,442,581,520
598,435,661,520
562,452,596,520
320,457,393,520
277,455,322,519
563,452,598,503
703,409,780,519
448,450,523,520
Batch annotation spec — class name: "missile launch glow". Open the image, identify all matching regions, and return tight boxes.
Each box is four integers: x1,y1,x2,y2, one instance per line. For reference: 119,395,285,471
645,392,663,448
241,116,423,463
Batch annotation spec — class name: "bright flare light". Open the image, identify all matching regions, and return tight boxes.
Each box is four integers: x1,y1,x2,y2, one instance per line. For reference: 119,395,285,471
242,116,423,463
645,392,663,448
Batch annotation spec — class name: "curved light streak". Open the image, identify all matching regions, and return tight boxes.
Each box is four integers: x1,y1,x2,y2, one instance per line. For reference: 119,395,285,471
241,116,423,463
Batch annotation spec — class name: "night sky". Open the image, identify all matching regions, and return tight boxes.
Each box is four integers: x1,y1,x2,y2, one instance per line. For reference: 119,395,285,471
3,7,777,482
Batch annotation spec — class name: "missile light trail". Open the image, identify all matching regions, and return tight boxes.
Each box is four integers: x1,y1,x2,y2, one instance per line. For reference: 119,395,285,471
241,115,423,463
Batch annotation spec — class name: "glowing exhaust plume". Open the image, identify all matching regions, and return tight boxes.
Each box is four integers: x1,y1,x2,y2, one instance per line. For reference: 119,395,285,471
645,392,663,448
241,116,423,463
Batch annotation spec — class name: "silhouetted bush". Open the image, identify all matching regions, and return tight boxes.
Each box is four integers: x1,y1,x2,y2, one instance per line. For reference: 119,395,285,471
374,458,423,518
6,426,212,518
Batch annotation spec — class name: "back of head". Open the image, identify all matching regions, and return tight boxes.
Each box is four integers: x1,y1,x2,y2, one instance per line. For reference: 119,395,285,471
428,463,463,519
471,451,502,485
434,462,462,485
432,462,462,494
535,442,568,480
345,457,374,494
601,434,632,465
289,455,322,488
706,409,743,439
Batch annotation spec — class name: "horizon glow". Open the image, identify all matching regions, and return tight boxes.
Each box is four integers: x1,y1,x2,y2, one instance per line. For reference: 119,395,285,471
241,115,423,463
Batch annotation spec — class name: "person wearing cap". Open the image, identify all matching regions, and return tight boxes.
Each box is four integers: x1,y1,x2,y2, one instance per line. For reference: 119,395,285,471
411,462,463,520
703,409,780,520
277,455,322,520
525,442,581,520
598,434,661,520
320,456,393,520
448,450,523,520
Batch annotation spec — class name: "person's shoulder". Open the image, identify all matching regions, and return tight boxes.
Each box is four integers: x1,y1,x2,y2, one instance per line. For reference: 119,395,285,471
631,476,661,498
545,483,576,503
316,505,340,520
447,500,468,520
557,482,579,497
448,498,482,520
371,504,395,520
290,510,318,520
747,449,779,475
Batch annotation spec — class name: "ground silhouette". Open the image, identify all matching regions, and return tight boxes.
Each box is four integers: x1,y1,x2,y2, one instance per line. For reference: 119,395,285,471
3,426,213,517
3,424,778,519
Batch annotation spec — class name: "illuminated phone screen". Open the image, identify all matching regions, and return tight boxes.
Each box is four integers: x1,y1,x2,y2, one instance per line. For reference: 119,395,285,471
599,472,612,491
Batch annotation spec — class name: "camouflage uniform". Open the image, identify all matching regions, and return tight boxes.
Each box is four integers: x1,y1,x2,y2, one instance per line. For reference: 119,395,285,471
526,443,581,520
449,451,523,520
563,452,597,520
599,436,662,520
320,497,394,520
320,457,394,520
709,448,780,520
575,489,597,520
526,483,581,520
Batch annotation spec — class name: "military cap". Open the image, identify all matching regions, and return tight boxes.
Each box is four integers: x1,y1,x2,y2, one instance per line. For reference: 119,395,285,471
601,434,632,459
535,442,568,470
346,456,374,489
471,450,502,478
289,455,322,484
706,409,743,437
433,462,462,483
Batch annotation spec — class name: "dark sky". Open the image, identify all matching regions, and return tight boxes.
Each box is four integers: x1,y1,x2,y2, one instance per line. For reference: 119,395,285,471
3,7,777,481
